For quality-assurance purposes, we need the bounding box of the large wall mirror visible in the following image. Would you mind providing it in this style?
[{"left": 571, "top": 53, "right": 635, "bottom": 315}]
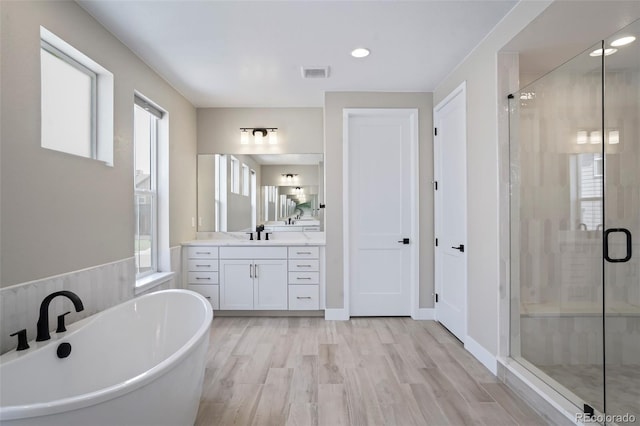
[{"left": 197, "top": 153, "right": 324, "bottom": 232}]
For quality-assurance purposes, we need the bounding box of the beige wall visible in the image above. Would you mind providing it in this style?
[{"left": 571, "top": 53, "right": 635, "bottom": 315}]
[
  {"left": 0, "top": 0, "right": 197, "bottom": 287},
  {"left": 433, "top": 1, "right": 551, "bottom": 354},
  {"left": 324, "top": 92, "right": 434, "bottom": 309},
  {"left": 198, "top": 107, "right": 323, "bottom": 154}
]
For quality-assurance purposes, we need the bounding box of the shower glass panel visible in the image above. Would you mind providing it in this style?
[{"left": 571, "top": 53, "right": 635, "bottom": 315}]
[
  {"left": 604, "top": 20, "right": 640, "bottom": 422},
  {"left": 510, "top": 19, "right": 640, "bottom": 422},
  {"left": 509, "top": 42, "right": 605, "bottom": 414}
]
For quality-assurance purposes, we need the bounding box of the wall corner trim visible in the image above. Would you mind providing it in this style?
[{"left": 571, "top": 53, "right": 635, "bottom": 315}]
[
  {"left": 324, "top": 309, "right": 349, "bottom": 321},
  {"left": 412, "top": 308, "right": 436, "bottom": 320},
  {"left": 464, "top": 335, "right": 498, "bottom": 375}
]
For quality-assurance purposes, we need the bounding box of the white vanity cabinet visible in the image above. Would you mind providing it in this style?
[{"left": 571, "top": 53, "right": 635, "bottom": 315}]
[
  {"left": 288, "top": 246, "right": 320, "bottom": 310},
  {"left": 219, "top": 247, "right": 288, "bottom": 310},
  {"left": 184, "top": 246, "right": 220, "bottom": 309}
]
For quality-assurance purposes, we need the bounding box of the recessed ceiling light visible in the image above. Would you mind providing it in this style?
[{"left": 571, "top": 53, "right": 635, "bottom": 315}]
[
  {"left": 589, "top": 48, "right": 617, "bottom": 57},
  {"left": 351, "top": 48, "right": 370, "bottom": 58},
  {"left": 611, "top": 36, "right": 636, "bottom": 47}
]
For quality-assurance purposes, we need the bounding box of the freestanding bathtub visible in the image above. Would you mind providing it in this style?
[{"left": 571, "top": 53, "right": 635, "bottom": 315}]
[{"left": 0, "top": 289, "right": 213, "bottom": 426}]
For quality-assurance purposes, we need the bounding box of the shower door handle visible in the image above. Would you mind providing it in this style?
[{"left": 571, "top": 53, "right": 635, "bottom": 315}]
[{"left": 604, "top": 228, "right": 632, "bottom": 263}]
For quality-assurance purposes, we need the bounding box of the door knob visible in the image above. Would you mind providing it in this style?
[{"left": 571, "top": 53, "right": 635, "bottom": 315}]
[
  {"left": 397, "top": 238, "right": 410, "bottom": 245},
  {"left": 451, "top": 244, "right": 465, "bottom": 252}
]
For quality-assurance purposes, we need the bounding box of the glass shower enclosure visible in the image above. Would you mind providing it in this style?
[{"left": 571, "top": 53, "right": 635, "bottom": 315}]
[{"left": 509, "top": 20, "right": 639, "bottom": 423}]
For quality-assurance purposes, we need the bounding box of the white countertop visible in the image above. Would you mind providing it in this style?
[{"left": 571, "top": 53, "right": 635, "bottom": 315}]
[{"left": 183, "top": 231, "right": 325, "bottom": 246}]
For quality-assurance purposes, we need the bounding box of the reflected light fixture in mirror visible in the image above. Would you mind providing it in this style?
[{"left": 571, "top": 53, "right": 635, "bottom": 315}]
[
  {"left": 575, "top": 129, "right": 620, "bottom": 145},
  {"left": 610, "top": 36, "right": 635, "bottom": 47},
  {"left": 281, "top": 173, "right": 298, "bottom": 183},
  {"left": 239, "top": 128, "right": 278, "bottom": 145},
  {"left": 577, "top": 130, "right": 588, "bottom": 145}
]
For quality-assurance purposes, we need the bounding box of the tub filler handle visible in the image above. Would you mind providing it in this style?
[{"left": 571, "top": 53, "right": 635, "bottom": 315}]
[
  {"left": 10, "top": 329, "right": 30, "bottom": 351},
  {"left": 56, "top": 311, "right": 72, "bottom": 333}
]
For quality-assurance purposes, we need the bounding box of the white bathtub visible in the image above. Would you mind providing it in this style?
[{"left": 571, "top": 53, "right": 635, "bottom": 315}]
[{"left": 0, "top": 289, "right": 213, "bottom": 426}]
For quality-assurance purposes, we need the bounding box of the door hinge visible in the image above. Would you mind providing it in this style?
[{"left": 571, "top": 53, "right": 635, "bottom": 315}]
[
  {"left": 435, "top": 238, "right": 438, "bottom": 247},
  {"left": 583, "top": 404, "right": 594, "bottom": 419},
  {"left": 435, "top": 293, "right": 439, "bottom": 303},
  {"left": 434, "top": 181, "right": 438, "bottom": 191},
  {"left": 434, "top": 127, "right": 438, "bottom": 136}
]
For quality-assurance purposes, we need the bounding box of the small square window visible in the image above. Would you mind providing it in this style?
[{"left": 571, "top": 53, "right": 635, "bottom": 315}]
[{"left": 40, "top": 27, "right": 114, "bottom": 165}]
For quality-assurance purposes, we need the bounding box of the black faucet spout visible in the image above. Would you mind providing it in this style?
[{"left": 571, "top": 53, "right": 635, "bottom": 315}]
[{"left": 36, "top": 291, "right": 84, "bottom": 342}]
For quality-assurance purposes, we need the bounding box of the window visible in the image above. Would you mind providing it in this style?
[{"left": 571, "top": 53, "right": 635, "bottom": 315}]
[
  {"left": 242, "top": 164, "right": 250, "bottom": 196},
  {"left": 40, "top": 27, "right": 114, "bottom": 165},
  {"left": 230, "top": 156, "right": 240, "bottom": 194},
  {"left": 134, "top": 97, "right": 163, "bottom": 278}
]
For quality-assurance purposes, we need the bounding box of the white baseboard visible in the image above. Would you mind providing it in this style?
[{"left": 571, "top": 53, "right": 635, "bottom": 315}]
[
  {"left": 464, "top": 335, "right": 498, "bottom": 375},
  {"left": 412, "top": 308, "right": 435, "bottom": 320},
  {"left": 324, "top": 308, "right": 350, "bottom": 320}
]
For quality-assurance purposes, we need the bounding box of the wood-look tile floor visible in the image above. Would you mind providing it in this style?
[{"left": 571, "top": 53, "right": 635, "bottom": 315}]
[{"left": 195, "top": 317, "right": 547, "bottom": 426}]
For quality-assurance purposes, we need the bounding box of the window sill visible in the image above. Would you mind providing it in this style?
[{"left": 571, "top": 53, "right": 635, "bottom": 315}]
[{"left": 135, "top": 271, "right": 175, "bottom": 296}]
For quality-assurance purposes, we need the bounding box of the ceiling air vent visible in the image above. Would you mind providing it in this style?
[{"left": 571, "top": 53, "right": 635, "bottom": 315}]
[{"left": 301, "top": 66, "right": 330, "bottom": 79}]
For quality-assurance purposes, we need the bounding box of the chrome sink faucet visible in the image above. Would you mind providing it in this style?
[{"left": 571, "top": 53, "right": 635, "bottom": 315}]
[{"left": 36, "top": 291, "right": 84, "bottom": 341}]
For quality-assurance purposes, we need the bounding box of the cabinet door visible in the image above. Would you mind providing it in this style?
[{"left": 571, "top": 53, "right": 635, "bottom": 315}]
[
  {"left": 253, "top": 259, "right": 288, "bottom": 310},
  {"left": 220, "top": 260, "right": 254, "bottom": 310}
]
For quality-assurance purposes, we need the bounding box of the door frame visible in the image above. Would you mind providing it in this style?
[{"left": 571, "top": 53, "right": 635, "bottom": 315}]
[
  {"left": 433, "top": 81, "right": 468, "bottom": 341},
  {"left": 342, "top": 108, "right": 420, "bottom": 319}
]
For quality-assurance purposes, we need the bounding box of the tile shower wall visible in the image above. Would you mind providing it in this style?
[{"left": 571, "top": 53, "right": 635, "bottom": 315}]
[
  {"left": 514, "top": 67, "right": 640, "bottom": 366},
  {"left": 0, "top": 246, "right": 182, "bottom": 355}
]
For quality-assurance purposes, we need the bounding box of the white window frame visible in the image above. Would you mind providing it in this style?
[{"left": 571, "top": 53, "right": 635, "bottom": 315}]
[
  {"left": 215, "top": 154, "right": 227, "bottom": 232},
  {"left": 133, "top": 94, "right": 173, "bottom": 293},
  {"left": 41, "top": 40, "right": 97, "bottom": 157},
  {"left": 134, "top": 102, "right": 158, "bottom": 280},
  {"left": 230, "top": 156, "right": 240, "bottom": 194},
  {"left": 40, "top": 26, "right": 114, "bottom": 166},
  {"left": 242, "top": 163, "right": 250, "bottom": 196}
]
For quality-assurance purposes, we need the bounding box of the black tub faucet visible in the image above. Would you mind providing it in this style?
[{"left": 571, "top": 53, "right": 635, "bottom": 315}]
[{"left": 36, "top": 291, "right": 84, "bottom": 342}]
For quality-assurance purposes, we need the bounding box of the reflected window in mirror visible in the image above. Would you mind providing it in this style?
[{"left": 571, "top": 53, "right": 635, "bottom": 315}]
[
  {"left": 242, "top": 164, "right": 250, "bottom": 196},
  {"left": 197, "top": 153, "right": 324, "bottom": 232},
  {"left": 571, "top": 153, "right": 603, "bottom": 231},
  {"left": 230, "top": 156, "right": 240, "bottom": 194}
]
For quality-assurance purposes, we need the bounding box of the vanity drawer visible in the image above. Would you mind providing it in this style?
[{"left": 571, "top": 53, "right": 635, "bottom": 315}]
[
  {"left": 187, "top": 271, "right": 219, "bottom": 284},
  {"left": 187, "top": 259, "right": 218, "bottom": 272},
  {"left": 188, "top": 284, "right": 219, "bottom": 309},
  {"left": 220, "top": 246, "right": 287, "bottom": 259},
  {"left": 186, "top": 246, "right": 219, "bottom": 259},
  {"left": 288, "top": 259, "right": 319, "bottom": 272},
  {"left": 288, "top": 247, "right": 319, "bottom": 259},
  {"left": 288, "top": 272, "right": 319, "bottom": 285},
  {"left": 288, "top": 285, "right": 319, "bottom": 310}
]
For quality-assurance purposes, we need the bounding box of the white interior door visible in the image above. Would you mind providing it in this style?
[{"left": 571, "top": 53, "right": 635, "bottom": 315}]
[
  {"left": 346, "top": 109, "right": 417, "bottom": 316},
  {"left": 434, "top": 82, "right": 468, "bottom": 341}
]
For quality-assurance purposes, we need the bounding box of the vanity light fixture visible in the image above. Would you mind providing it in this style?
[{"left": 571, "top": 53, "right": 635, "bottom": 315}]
[
  {"left": 590, "top": 130, "right": 602, "bottom": 145},
  {"left": 281, "top": 173, "right": 298, "bottom": 183},
  {"left": 608, "top": 130, "right": 620, "bottom": 145},
  {"left": 239, "top": 128, "right": 278, "bottom": 145}
]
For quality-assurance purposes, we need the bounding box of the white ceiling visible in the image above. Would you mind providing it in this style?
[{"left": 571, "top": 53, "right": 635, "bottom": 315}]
[
  {"left": 77, "top": 0, "right": 517, "bottom": 107},
  {"left": 502, "top": 0, "right": 640, "bottom": 87}
]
